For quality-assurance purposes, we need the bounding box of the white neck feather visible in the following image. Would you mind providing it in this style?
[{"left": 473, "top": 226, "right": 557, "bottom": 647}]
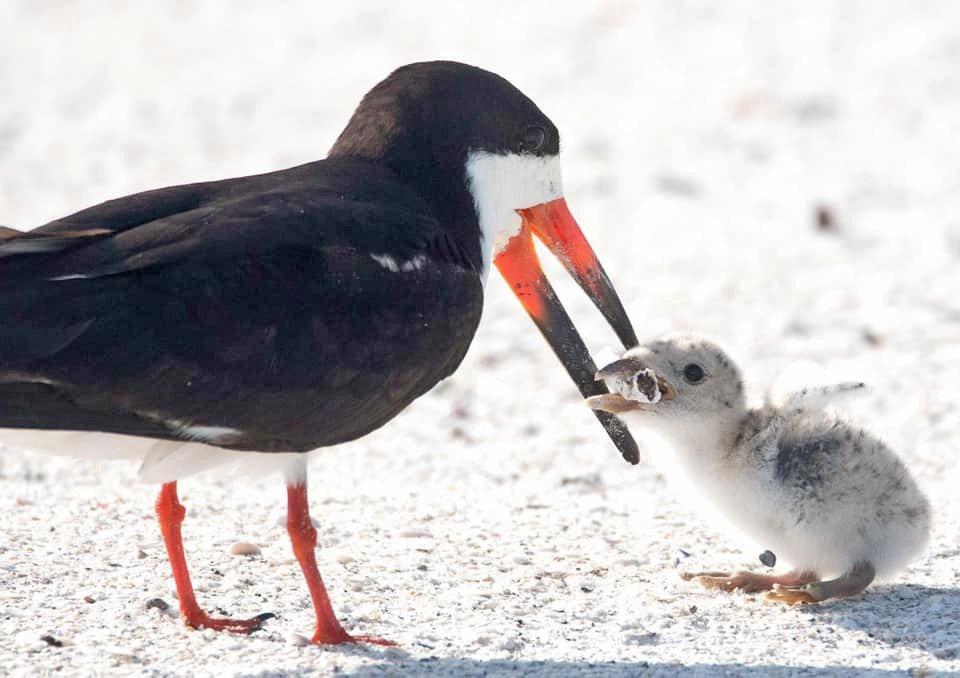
[{"left": 464, "top": 150, "right": 564, "bottom": 281}]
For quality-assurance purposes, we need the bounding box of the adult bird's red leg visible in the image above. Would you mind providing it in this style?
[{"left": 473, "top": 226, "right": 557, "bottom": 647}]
[
  {"left": 286, "top": 481, "right": 396, "bottom": 646},
  {"left": 155, "top": 482, "right": 273, "bottom": 633}
]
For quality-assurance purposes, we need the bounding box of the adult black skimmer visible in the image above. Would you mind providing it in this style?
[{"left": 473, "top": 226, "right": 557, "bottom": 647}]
[{"left": 1, "top": 61, "right": 638, "bottom": 645}]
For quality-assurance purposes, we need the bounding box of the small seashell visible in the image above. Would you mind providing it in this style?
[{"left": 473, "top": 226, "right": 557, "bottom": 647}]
[
  {"left": 230, "top": 542, "right": 261, "bottom": 556},
  {"left": 633, "top": 369, "right": 661, "bottom": 402}
]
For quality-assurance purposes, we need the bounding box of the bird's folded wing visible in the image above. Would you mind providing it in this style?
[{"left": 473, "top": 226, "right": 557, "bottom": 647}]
[{"left": 0, "top": 166, "right": 481, "bottom": 450}]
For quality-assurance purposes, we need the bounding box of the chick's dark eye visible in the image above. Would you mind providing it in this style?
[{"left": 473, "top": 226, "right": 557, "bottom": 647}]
[
  {"left": 519, "top": 125, "right": 546, "bottom": 153},
  {"left": 683, "top": 363, "right": 705, "bottom": 384}
]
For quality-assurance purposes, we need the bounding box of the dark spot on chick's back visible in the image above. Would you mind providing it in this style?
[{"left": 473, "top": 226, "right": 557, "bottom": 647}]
[
  {"left": 903, "top": 503, "right": 927, "bottom": 523},
  {"left": 775, "top": 433, "right": 842, "bottom": 492}
]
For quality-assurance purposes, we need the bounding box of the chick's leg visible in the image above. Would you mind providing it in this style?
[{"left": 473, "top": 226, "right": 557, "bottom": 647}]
[
  {"left": 681, "top": 569, "right": 818, "bottom": 594},
  {"left": 766, "top": 561, "right": 875, "bottom": 605}
]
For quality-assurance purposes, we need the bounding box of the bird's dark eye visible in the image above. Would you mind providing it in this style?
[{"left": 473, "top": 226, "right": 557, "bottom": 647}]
[
  {"left": 683, "top": 363, "right": 705, "bottom": 384},
  {"left": 519, "top": 125, "right": 546, "bottom": 153}
]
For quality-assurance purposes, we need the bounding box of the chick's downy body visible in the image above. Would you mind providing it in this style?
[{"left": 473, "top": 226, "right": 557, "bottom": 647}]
[
  {"left": 589, "top": 334, "right": 930, "bottom": 604},
  {"left": 728, "top": 403, "right": 929, "bottom": 581}
]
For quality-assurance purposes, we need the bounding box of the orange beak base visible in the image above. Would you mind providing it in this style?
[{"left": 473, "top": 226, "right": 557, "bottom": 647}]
[{"left": 494, "top": 197, "right": 639, "bottom": 464}]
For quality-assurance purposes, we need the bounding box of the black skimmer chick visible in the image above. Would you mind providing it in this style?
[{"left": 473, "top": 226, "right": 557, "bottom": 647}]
[
  {"left": 588, "top": 334, "right": 930, "bottom": 604},
  {"left": 0, "top": 61, "right": 639, "bottom": 644}
]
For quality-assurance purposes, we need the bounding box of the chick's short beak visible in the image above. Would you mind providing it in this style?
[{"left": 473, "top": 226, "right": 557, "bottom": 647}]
[{"left": 585, "top": 393, "right": 643, "bottom": 414}]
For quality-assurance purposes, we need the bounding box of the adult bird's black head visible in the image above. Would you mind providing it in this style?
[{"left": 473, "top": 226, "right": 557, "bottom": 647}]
[{"left": 331, "top": 61, "right": 640, "bottom": 463}]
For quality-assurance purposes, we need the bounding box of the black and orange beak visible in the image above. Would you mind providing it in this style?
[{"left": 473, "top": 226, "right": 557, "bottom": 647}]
[{"left": 495, "top": 197, "right": 640, "bottom": 464}]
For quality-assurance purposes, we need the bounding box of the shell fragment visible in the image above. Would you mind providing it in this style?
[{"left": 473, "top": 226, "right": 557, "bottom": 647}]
[{"left": 603, "top": 367, "right": 662, "bottom": 404}]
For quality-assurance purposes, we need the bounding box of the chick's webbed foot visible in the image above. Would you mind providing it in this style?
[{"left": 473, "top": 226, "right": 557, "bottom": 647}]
[
  {"left": 765, "top": 585, "right": 819, "bottom": 605},
  {"left": 765, "top": 561, "right": 875, "bottom": 605},
  {"left": 681, "top": 569, "right": 818, "bottom": 594}
]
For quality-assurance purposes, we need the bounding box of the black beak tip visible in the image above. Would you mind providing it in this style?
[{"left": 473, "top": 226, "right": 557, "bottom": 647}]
[
  {"left": 501, "top": 253, "right": 640, "bottom": 466},
  {"left": 594, "top": 410, "right": 640, "bottom": 465}
]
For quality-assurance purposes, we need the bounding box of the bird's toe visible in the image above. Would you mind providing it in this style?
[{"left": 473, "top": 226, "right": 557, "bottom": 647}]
[
  {"left": 680, "top": 570, "right": 730, "bottom": 582},
  {"left": 765, "top": 585, "right": 819, "bottom": 605},
  {"left": 187, "top": 611, "right": 275, "bottom": 634}
]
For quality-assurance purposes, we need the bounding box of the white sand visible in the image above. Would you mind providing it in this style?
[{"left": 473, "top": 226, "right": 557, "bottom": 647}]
[{"left": 1, "top": 2, "right": 959, "bottom": 676}]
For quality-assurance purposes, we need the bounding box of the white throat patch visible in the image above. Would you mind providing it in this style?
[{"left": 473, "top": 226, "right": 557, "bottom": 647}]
[{"left": 464, "top": 150, "right": 564, "bottom": 281}]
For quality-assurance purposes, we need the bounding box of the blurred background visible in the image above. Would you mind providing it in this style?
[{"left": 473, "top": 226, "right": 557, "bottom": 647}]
[{"left": 1, "top": 2, "right": 959, "bottom": 675}]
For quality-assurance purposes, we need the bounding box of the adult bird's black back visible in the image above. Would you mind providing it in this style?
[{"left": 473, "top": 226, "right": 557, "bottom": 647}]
[{"left": 0, "top": 60, "right": 638, "bottom": 645}]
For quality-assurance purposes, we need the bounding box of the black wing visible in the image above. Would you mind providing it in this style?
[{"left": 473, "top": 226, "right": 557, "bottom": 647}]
[{"left": 0, "top": 159, "right": 483, "bottom": 451}]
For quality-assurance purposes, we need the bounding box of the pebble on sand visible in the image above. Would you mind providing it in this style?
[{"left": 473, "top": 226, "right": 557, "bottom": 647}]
[{"left": 145, "top": 598, "right": 170, "bottom": 611}]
